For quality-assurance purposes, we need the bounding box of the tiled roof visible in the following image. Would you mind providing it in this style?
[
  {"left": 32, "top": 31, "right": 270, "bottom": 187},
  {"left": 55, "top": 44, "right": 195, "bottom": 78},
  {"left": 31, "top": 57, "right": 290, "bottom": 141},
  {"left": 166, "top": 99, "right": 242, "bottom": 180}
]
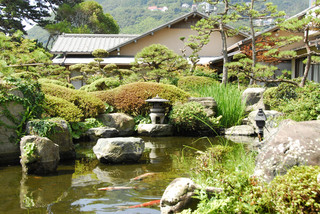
[{"left": 50, "top": 34, "right": 139, "bottom": 54}]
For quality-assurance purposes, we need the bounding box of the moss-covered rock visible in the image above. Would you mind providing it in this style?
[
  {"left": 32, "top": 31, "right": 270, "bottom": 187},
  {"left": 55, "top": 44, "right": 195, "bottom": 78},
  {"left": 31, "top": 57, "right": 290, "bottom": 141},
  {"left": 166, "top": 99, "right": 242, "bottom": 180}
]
[{"left": 92, "top": 82, "right": 190, "bottom": 116}]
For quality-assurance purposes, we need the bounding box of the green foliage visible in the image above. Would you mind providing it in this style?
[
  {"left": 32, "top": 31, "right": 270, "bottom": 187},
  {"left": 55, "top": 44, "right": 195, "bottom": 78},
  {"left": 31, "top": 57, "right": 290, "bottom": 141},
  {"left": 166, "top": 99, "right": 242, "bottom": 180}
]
[
  {"left": 134, "top": 115, "right": 152, "bottom": 131},
  {"left": 177, "top": 76, "right": 217, "bottom": 91},
  {"left": 22, "top": 142, "right": 39, "bottom": 164},
  {"left": 92, "top": 82, "right": 190, "bottom": 116},
  {"left": 27, "top": 119, "right": 58, "bottom": 137},
  {"left": 79, "top": 77, "right": 120, "bottom": 92},
  {"left": 267, "top": 165, "right": 320, "bottom": 213},
  {"left": 264, "top": 82, "right": 320, "bottom": 121},
  {"left": 41, "top": 83, "right": 105, "bottom": 119},
  {"left": 70, "top": 118, "right": 104, "bottom": 139},
  {"left": 38, "top": 78, "right": 75, "bottom": 89},
  {"left": 132, "top": 44, "right": 189, "bottom": 83},
  {"left": 43, "top": 95, "right": 84, "bottom": 122},
  {"left": 191, "top": 83, "right": 246, "bottom": 128},
  {"left": 169, "top": 101, "right": 221, "bottom": 135}
]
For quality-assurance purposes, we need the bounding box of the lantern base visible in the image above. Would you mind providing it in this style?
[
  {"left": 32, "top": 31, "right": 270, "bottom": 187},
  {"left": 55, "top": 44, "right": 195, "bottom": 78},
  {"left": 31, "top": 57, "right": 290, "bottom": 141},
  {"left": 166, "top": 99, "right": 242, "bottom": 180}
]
[{"left": 150, "top": 113, "right": 165, "bottom": 124}]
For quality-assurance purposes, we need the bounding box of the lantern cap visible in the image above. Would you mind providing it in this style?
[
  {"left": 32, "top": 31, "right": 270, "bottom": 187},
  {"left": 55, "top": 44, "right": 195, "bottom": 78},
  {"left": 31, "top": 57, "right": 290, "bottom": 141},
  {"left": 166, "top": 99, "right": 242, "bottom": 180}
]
[
  {"left": 255, "top": 108, "right": 267, "bottom": 121},
  {"left": 146, "top": 95, "right": 169, "bottom": 103}
]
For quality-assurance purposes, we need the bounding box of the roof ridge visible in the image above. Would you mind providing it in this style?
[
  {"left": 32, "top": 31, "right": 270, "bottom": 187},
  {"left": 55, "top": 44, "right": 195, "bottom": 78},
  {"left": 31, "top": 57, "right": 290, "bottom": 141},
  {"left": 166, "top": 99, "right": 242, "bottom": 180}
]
[{"left": 61, "top": 33, "right": 140, "bottom": 37}]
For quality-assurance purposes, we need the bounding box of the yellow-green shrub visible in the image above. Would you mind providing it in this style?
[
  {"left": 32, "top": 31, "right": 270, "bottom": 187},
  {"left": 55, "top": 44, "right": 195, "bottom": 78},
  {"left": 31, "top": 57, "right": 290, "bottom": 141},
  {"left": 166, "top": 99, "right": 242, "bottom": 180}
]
[
  {"left": 38, "top": 78, "right": 75, "bottom": 89},
  {"left": 43, "top": 95, "right": 83, "bottom": 122},
  {"left": 79, "top": 77, "right": 120, "bottom": 92},
  {"left": 92, "top": 82, "right": 190, "bottom": 116},
  {"left": 41, "top": 83, "right": 105, "bottom": 118},
  {"left": 177, "top": 76, "right": 217, "bottom": 91}
]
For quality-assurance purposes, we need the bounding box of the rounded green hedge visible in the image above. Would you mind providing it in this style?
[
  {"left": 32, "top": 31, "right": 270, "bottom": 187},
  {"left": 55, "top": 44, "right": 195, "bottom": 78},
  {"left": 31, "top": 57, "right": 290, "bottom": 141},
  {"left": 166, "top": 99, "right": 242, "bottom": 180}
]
[
  {"left": 92, "top": 82, "right": 190, "bottom": 116},
  {"left": 41, "top": 83, "right": 105, "bottom": 119}
]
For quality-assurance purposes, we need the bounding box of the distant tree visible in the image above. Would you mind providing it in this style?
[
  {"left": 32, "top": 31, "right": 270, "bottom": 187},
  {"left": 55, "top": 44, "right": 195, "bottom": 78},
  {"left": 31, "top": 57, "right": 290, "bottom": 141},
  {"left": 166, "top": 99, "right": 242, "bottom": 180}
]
[
  {"left": 132, "top": 44, "right": 189, "bottom": 83},
  {"left": 44, "top": 1, "right": 119, "bottom": 48},
  {"left": 0, "top": 0, "right": 76, "bottom": 35},
  {"left": 103, "top": 64, "right": 133, "bottom": 82}
]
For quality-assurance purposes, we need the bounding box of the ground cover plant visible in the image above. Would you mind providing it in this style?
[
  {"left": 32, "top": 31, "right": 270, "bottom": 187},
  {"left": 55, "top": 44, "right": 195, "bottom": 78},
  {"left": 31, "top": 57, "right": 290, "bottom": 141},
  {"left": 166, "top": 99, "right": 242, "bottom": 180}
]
[{"left": 190, "top": 83, "right": 246, "bottom": 128}]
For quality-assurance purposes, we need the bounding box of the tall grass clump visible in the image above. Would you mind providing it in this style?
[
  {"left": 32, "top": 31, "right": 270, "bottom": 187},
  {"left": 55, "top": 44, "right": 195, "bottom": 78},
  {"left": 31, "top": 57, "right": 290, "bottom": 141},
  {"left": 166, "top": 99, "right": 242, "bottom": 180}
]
[{"left": 192, "top": 83, "right": 246, "bottom": 128}]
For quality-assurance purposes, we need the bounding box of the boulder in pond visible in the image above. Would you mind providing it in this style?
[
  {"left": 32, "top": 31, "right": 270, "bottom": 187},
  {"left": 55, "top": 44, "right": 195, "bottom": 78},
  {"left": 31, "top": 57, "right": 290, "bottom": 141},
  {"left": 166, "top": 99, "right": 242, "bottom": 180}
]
[
  {"left": 253, "top": 120, "right": 320, "bottom": 182},
  {"left": 97, "top": 113, "right": 135, "bottom": 136},
  {"left": 26, "top": 119, "right": 75, "bottom": 160},
  {"left": 20, "top": 135, "right": 60, "bottom": 175},
  {"left": 85, "top": 127, "right": 119, "bottom": 141},
  {"left": 160, "top": 178, "right": 199, "bottom": 214},
  {"left": 93, "top": 137, "right": 144, "bottom": 164},
  {"left": 224, "top": 125, "right": 255, "bottom": 136},
  {"left": 137, "top": 124, "right": 173, "bottom": 137}
]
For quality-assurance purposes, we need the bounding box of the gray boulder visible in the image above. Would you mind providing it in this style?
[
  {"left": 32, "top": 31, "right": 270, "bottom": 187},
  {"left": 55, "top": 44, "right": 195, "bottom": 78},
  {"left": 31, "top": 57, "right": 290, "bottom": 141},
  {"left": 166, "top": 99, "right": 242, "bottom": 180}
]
[
  {"left": 97, "top": 113, "right": 135, "bottom": 136},
  {"left": 225, "top": 125, "right": 255, "bottom": 136},
  {"left": 27, "top": 119, "right": 75, "bottom": 160},
  {"left": 242, "top": 88, "right": 265, "bottom": 112},
  {"left": 85, "top": 127, "right": 119, "bottom": 141},
  {"left": 188, "top": 97, "right": 217, "bottom": 117},
  {"left": 253, "top": 120, "right": 320, "bottom": 182},
  {"left": 20, "top": 135, "right": 60, "bottom": 175},
  {"left": 93, "top": 137, "right": 145, "bottom": 164},
  {"left": 137, "top": 124, "right": 173, "bottom": 137},
  {"left": 160, "top": 178, "right": 198, "bottom": 214}
]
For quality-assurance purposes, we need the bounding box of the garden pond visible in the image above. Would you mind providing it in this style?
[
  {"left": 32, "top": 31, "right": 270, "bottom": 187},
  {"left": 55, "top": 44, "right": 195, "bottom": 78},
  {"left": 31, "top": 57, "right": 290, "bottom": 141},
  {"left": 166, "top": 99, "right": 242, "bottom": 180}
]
[{"left": 0, "top": 136, "right": 234, "bottom": 214}]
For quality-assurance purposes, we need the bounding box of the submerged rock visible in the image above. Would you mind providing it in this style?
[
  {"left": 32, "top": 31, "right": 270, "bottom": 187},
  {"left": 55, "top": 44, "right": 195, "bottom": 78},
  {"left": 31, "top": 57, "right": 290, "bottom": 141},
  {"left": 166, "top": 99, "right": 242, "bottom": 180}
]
[
  {"left": 253, "top": 120, "right": 320, "bottom": 182},
  {"left": 93, "top": 137, "right": 145, "bottom": 164},
  {"left": 20, "top": 135, "right": 60, "bottom": 175}
]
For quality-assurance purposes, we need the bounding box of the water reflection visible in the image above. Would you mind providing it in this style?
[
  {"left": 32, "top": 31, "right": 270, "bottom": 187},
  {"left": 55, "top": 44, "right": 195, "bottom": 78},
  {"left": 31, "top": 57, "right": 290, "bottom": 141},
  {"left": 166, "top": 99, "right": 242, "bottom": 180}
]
[{"left": 1, "top": 136, "right": 224, "bottom": 213}]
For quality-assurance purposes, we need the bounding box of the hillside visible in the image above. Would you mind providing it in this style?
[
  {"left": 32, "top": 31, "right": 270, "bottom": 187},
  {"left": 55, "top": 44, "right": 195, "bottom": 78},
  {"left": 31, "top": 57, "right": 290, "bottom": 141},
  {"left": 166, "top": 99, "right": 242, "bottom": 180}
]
[{"left": 27, "top": 0, "right": 309, "bottom": 47}]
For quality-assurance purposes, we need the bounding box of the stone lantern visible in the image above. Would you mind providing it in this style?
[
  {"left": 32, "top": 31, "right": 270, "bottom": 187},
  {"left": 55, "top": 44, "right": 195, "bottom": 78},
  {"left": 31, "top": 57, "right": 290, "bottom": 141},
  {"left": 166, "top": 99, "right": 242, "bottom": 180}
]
[
  {"left": 255, "top": 108, "right": 267, "bottom": 141},
  {"left": 146, "top": 95, "right": 169, "bottom": 124}
]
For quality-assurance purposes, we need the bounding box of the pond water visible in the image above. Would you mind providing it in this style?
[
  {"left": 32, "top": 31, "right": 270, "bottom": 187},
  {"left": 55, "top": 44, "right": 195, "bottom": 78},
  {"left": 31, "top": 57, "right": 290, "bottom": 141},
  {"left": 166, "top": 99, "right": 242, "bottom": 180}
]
[{"left": 0, "top": 136, "right": 229, "bottom": 214}]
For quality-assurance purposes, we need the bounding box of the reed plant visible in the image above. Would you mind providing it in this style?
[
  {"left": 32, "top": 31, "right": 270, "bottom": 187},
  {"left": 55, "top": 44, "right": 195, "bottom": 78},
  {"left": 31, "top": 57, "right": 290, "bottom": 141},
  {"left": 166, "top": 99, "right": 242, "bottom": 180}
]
[{"left": 191, "top": 83, "right": 246, "bottom": 128}]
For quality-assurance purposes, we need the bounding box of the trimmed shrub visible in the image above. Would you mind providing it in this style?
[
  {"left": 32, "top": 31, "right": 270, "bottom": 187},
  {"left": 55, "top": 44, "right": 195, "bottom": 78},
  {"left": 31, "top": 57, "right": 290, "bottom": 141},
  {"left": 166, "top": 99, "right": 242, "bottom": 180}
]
[
  {"left": 169, "top": 101, "right": 221, "bottom": 135},
  {"left": 43, "top": 95, "right": 83, "bottom": 122},
  {"left": 92, "top": 82, "right": 190, "bottom": 116},
  {"left": 41, "top": 83, "right": 105, "bottom": 119},
  {"left": 268, "top": 165, "right": 320, "bottom": 213},
  {"left": 177, "top": 76, "right": 217, "bottom": 91},
  {"left": 38, "top": 78, "right": 75, "bottom": 89},
  {"left": 79, "top": 77, "right": 120, "bottom": 92}
]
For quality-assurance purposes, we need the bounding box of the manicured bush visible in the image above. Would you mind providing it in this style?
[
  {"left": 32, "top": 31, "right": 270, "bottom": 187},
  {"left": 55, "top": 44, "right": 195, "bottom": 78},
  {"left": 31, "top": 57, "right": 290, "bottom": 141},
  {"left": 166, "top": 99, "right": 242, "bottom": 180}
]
[
  {"left": 177, "top": 76, "right": 217, "bottom": 91},
  {"left": 268, "top": 165, "right": 320, "bottom": 213},
  {"left": 79, "top": 77, "right": 120, "bottom": 92},
  {"left": 41, "top": 83, "right": 105, "bottom": 119},
  {"left": 38, "top": 78, "right": 75, "bottom": 89},
  {"left": 43, "top": 94, "right": 84, "bottom": 122},
  {"left": 169, "top": 101, "right": 221, "bottom": 135},
  {"left": 92, "top": 82, "right": 190, "bottom": 116},
  {"left": 264, "top": 82, "right": 320, "bottom": 121}
]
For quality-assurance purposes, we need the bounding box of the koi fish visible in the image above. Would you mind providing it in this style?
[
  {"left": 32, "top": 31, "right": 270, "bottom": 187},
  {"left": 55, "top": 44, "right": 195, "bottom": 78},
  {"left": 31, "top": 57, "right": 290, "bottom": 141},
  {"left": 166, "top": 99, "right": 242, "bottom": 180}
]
[
  {"left": 120, "top": 199, "right": 161, "bottom": 209},
  {"left": 98, "top": 186, "right": 137, "bottom": 191},
  {"left": 131, "top": 172, "right": 157, "bottom": 181}
]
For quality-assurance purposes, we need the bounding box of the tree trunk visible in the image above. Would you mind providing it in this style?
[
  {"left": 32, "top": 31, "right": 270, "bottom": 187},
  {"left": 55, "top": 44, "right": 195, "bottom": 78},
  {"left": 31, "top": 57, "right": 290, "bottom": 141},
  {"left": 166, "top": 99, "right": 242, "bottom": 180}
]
[
  {"left": 300, "top": 28, "right": 311, "bottom": 87},
  {"left": 220, "top": 20, "right": 229, "bottom": 86},
  {"left": 249, "top": 0, "right": 256, "bottom": 85}
]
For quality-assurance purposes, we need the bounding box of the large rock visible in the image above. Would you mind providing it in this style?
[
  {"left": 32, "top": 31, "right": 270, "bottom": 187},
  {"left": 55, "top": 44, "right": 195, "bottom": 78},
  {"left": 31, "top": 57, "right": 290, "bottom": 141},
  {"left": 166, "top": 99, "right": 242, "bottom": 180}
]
[
  {"left": 97, "top": 113, "right": 135, "bottom": 136},
  {"left": 253, "top": 120, "right": 320, "bottom": 182},
  {"left": 224, "top": 125, "right": 255, "bottom": 136},
  {"left": 85, "top": 127, "right": 119, "bottom": 141},
  {"left": 137, "top": 124, "right": 173, "bottom": 137},
  {"left": 93, "top": 137, "right": 145, "bottom": 164},
  {"left": 160, "top": 178, "right": 198, "bottom": 214},
  {"left": 27, "top": 119, "right": 75, "bottom": 160},
  {"left": 242, "top": 88, "right": 265, "bottom": 112},
  {"left": 20, "top": 135, "right": 60, "bottom": 175},
  {"left": 0, "top": 100, "right": 25, "bottom": 164},
  {"left": 188, "top": 97, "right": 217, "bottom": 117}
]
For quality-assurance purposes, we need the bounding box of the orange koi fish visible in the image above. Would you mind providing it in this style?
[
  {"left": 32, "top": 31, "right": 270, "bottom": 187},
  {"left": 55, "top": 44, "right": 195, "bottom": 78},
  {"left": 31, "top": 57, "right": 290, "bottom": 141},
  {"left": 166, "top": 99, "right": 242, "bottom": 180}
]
[
  {"left": 121, "top": 199, "right": 161, "bottom": 209},
  {"left": 131, "top": 172, "right": 157, "bottom": 181},
  {"left": 98, "top": 186, "right": 137, "bottom": 191}
]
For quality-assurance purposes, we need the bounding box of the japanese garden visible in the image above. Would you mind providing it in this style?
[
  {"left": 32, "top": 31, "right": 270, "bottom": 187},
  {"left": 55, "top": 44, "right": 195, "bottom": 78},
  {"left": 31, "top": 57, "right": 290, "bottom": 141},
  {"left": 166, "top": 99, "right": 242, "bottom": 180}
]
[{"left": 0, "top": 0, "right": 320, "bottom": 213}]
